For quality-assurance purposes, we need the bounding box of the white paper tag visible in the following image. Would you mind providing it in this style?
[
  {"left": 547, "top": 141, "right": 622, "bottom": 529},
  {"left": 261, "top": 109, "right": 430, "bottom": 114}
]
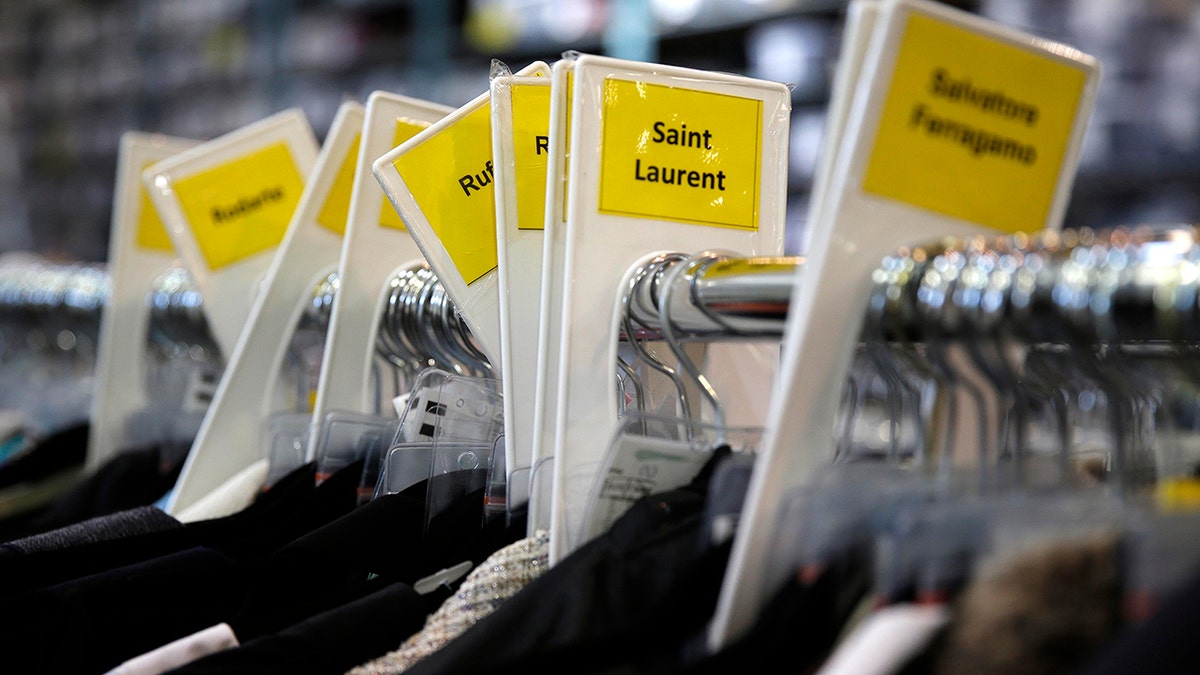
[{"left": 579, "top": 434, "right": 710, "bottom": 544}]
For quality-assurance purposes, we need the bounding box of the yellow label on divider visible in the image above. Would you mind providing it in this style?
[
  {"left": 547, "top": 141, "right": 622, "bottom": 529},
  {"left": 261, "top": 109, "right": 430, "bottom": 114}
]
[
  {"left": 512, "top": 84, "right": 552, "bottom": 231},
  {"left": 598, "top": 79, "right": 762, "bottom": 231},
  {"left": 1157, "top": 477, "right": 1200, "bottom": 513},
  {"left": 862, "top": 11, "right": 1088, "bottom": 234},
  {"left": 392, "top": 104, "right": 497, "bottom": 285},
  {"left": 136, "top": 160, "right": 175, "bottom": 252},
  {"left": 316, "top": 133, "right": 361, "bottom": 236},
  {"left": 379, "top": 118, "right": 435, "bottom": 231},
  {"left": 172, "top": 142, "right": 306, "bottom": 270}
]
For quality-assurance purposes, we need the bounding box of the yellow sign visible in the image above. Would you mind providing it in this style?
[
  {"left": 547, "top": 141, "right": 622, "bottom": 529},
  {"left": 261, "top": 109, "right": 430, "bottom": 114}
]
[
  {"left": 379, "top": 118, "right": 434, "bottom": 231},
  {"left": 1157, "top": 477, "right": 1200, "bottom": 513},
  {"left": 511, "top": 84, "right": 551, "bottom": 230},
  {"left": 172, "top": 141, "right": 306, "bottom": 270},
  {"left": 316, "top": 133, "right": 361, "bottom": 236},
  {"left": 392, "top": 104, "right": 498, "bottom": 285},
  {"left": 598, "top": 79, "right": 762, "bottom": 231},
  {"left": 136, "top": 160, "right": 175, "bottom": 252},
  {"left": 862, "top": 11, "right": 1088, "bottom": 234}
]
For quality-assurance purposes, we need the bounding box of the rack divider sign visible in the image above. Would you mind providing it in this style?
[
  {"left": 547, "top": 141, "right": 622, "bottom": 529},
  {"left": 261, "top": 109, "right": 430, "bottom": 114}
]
[
  {"left": 167, "top": 103, "right": 365, "bottom": 517},
  {"left": 373, "top": 60, "right": 550, "bottom": 373},
  {"left": 861, "top": 11, "right": 1088, "bottom": 233},
  {"left": 710, "top": 0, "right": 1100, "bottom": 653},
  {"left": 135, "top": 159, "right": 179, "bottom": 252},
  {"left": 172, "top": 141, "right": 307, "bottom": 271},
  {"left": 510, "top": 82, "right": 552, "bottom": 231},
  {"left": 545, "top": 54, "right": 790, "bottom": 566},
  {"left": 379, "top": 119, "right": 432, "bottom": 231},
  {"left": 315, "top": 132, "right": 361, "bottom": 236},
  {"left": 391, "top": 103, "right": 499, "bottom": 285},
  {"left": 142, "top": 109, "right": 319, "bottom": 358},
  {"left": 306, "top": 92, "right": 451, "bottom": 438},
  {"left": 598, "top": 80, "right": 762, "bottom": 231}
]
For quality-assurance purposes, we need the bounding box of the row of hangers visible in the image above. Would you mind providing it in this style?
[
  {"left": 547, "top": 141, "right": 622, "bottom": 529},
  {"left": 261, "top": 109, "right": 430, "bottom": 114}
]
[
  {"left": 8, "top": 221, "right": 1200, "bottom": 530},
  {"left": 0, "top": 255, "right": 108, "bottom": 439},
  {"left": 7, "top": 215, "right": 1200, "bottom": 663}
]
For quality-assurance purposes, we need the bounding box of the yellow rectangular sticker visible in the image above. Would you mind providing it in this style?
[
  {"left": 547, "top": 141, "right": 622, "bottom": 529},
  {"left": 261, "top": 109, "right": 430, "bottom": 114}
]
[
  {"left": 316, "top": 133, "right": 361, "bottom": 236},
  {"left": 379, "top": 118, "right": 434, "bottom": 231},
  {"left": 511, "top": 84, "right": 551, "bottom": 231},
  {"left": 171, "top": 141, "right": 306, "bottom": 270},
  {"left": 598, "top": 79, "right": 762, "bottom": 231},
  {"left": 861, "top": 11, "right": 1088, "bottom": 234},
  {"left": 392, "top": 104, "right": 498, "bottom": 285},
  {"left": 136, "top": 160, "right": 175, "bottom": 252}
]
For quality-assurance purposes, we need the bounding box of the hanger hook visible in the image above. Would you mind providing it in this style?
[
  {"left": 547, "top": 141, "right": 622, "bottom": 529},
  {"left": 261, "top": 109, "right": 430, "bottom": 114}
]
[{"left": 657, "top": 250, "right": 738, "bottom": 436}]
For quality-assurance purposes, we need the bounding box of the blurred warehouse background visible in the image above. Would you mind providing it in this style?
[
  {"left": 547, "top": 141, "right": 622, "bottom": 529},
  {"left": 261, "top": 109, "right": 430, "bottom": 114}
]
[{"left": 0, "top": 0, "right": 1197, "bottom": 260}]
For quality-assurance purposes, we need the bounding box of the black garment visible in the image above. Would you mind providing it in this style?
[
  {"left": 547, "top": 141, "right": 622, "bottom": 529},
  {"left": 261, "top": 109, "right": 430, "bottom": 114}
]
[
  {"left": 0, "top": 421, "right": 88, "bottom": 491},
  {"left": 1072, "top": 564, "right": 1200, "bottom": 675},
  {"left": 19, "top": 442, "right": 185, "bottom": 536},
  {"left": 2, "top": 546, "right": 246, "bottom": 674},
  {"left": 164, "top": 580, "right": 450, "bottom": 675},
  {"left": 0, "top": 459, "right": 333, "bottom": 598},
  {"left": 0, "top": 422, "right": 90, "bottom": 539},
  {"left": 0, "top": 460, "right": 361, "bottom": 675},
  {"left": 0, "top": 504, "right": 181, "bottom": 557},
  {"left": 224, "top": 468, "right": 524, "bottom": 643},
  {"left": 400, "top": 447, "right": 734, "bottom": 675},
  {"left": 666, "top": 552, "right": 872, "bottom": 675},
  {"left": 0, "top": 467, "right": 521, "bottom": 674}
]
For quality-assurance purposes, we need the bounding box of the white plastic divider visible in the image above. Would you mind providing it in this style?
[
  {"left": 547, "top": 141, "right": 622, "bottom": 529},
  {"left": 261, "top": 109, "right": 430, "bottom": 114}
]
[
  {"left": 546, "top": 54, "right": 793, "bottom": 564},
  {"left": 372, "top": 60, "right": 551, "bottom": 376},
  {"left": 165, "top": 102, "right": 365, "bottom": 515},
  {"left": 308, "top": 92, "right": 452, "bottom": 451},
  {"left": 489, "top": 73, "right": 552, "bottom": 505},
  {"left": 142, "top": 109, "right": 320, "bottom": 359},
  {"left": 711, "top": 0, "right": 1100, "bottom": 651},
  {"left": 88, "top": 131, "right": 199, "bottom": 471},
  {"left": 525, "top": 57, "right": 578, "bottom": 537}
]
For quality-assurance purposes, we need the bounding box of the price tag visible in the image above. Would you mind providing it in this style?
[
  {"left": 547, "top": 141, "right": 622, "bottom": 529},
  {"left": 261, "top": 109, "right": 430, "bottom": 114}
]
[
  {"left": 861, "top": 12, "right": 1089, "bottom": 233},
  {"left": 599, "top": 80, "right": 762, "bottom": 231},
  {"left": 171, "top": 141, "right": 307, "bottom": 270},
  {"left": 579, "top": 435, "right": 710, "bottom": 543}
]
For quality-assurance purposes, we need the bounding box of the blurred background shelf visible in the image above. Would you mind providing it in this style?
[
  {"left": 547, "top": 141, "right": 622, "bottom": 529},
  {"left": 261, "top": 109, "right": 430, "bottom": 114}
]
[{"left": 0, "top": 0, "right": 1197, "bottom": 262}]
